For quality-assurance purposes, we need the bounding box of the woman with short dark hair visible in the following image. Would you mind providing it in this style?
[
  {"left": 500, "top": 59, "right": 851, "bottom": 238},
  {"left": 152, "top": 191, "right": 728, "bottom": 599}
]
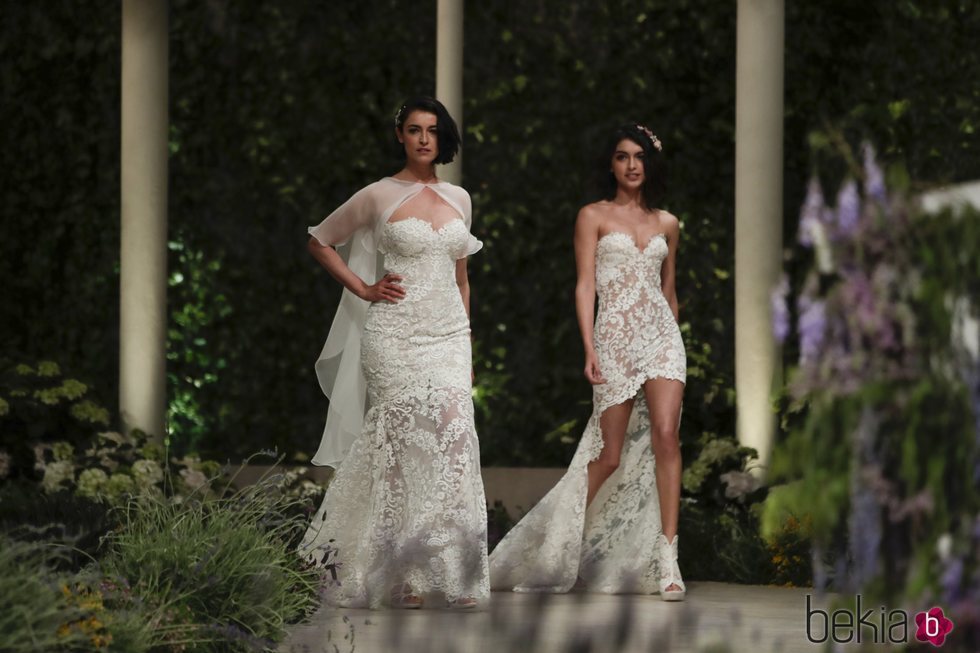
[
  {"left": 300, "top": 96, "right": 488, "bottom": 610},
  {"left": 490, "top": 123, "right": 687, "bottom": 601}
]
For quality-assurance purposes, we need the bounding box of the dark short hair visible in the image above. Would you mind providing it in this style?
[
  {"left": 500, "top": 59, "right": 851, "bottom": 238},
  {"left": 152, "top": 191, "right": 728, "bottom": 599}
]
[
  {"left": 595, "top": 123, "right": 667, "bottom": 209},
  {"left": 393, "top": 96, "right": 461, "bottom": 165}
]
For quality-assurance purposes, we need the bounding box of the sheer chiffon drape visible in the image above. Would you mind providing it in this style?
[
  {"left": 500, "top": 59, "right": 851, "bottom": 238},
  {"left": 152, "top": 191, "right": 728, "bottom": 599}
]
[{"left": 300, "top": 179, "right": 488, "bottom": 609}]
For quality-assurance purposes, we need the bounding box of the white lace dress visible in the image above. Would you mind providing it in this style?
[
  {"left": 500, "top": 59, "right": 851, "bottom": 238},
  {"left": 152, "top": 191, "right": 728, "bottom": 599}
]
[
  {"left": 300, "top": 179, "right": 489, "bottom": 609},
  {"left": 489, "top": 231, "right": 686, "bottom": 594}
]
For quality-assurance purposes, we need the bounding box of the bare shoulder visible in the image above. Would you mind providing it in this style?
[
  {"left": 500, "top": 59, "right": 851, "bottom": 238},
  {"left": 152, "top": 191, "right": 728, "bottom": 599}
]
[
  {"left": 575, "top": 203, "right": 607, "bottom": 244},
  {"left": 658, "top": 210, "right": 681, "bottom": 236},
  {"left": 577, "top": 201, "right": 610, "bottom": 225},
  {"left": 657, "top": 209, "right": 680, "bottom": 228}
]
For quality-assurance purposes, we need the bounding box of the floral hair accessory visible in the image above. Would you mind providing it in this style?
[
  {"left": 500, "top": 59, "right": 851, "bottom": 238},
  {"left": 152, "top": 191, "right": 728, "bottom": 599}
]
[
  {"left": 394, "top": 105, "right": 407, "bottom": 128},
  {"left": 636, "top": 124, "right": 662, "bottom": 152}
]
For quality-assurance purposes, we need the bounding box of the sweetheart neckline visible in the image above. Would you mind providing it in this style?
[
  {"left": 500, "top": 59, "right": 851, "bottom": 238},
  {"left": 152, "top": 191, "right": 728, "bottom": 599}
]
[
  {"left": 387, "top": 216, "right": 464, "bottom": 234},
  {"left": 598, "top": 230, "right": 667, "bottom": 253}
]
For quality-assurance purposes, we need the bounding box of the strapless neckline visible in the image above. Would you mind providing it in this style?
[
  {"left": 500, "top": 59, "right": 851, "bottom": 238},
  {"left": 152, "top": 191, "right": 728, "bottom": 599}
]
[
  {"left": 387, "top": 216, "right": 465, "bottom": 235},
  {"left": 597, "top": 231, "right": 667, "bottom": 253}
]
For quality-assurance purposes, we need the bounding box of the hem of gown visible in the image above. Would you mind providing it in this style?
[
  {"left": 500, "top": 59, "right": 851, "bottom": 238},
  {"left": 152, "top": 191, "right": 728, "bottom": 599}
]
[
  {"left": 595, "top": 371, "right": 685, "bottom": 414},
  {"left": 588, "top": 370, "right": 685, "bottom": 463},
  {"left": 489, "top": 369, "right": 679, "bottom": 594},
  {"left": 302, "top": 396, "right": 491, "bottom": 610}
]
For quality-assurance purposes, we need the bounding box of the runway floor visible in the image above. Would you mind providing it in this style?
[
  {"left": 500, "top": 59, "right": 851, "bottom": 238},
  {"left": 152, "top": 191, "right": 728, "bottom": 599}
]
[{"left": 281, "top": 582, "right": 847, "bottom": 653}]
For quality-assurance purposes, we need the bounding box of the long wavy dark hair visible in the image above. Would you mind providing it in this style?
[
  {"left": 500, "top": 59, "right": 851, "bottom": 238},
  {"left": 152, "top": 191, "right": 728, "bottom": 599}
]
[
  {"left": 594, "top": 123, "right": 667, "bottom": 209},
  {"left": 393, "top": 95, "right": 461, "bottom": 165}
]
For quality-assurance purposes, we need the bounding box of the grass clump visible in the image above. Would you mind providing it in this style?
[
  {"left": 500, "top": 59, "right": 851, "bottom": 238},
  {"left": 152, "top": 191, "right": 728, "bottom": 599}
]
[
  {"left": 98, "top": 474, "right": 322, "bottom": 652},
  {"left": 0, "top": 536, "right": 89, "bottom": 652}
]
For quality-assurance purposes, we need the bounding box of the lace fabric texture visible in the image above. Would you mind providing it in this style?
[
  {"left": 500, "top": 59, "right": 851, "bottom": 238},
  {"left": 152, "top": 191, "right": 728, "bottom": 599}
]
[
  {"left": 300, "top": 215, "right": 489, "bottom": 609},
  {"left": 489, "top": 231, "right": 686, "bottom": 594},
  {"left": 306, "top": 178, "right": 480, "bottom": 467}
]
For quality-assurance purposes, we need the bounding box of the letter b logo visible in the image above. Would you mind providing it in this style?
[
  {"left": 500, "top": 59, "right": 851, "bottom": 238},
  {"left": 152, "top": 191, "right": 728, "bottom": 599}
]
[{"left": 915, "top": 607, "right": 953, "bottom": 647}]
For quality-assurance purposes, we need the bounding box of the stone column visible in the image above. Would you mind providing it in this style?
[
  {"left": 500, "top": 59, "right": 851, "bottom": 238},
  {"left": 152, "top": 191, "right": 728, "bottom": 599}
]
[
  {"left": 120, "top": 0, "right": 168, "bottom": 440},
  {"left": 436, "top": 0, "right": 464, "bottom": 185},
  {"left": 735, "top": 0, "right": 784, "bottom": 472}
]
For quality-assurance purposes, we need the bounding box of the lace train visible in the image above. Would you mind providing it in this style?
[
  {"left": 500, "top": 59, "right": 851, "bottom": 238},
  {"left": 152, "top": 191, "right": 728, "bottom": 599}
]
[{"left": 489, "top": 389, "right": 670, "bottom": 593}]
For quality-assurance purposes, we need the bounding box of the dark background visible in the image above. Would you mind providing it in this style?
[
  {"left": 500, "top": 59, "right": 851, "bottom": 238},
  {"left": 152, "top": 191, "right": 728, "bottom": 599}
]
[{"left": 2, "top": 0, "right": 978, "bottom": 465}]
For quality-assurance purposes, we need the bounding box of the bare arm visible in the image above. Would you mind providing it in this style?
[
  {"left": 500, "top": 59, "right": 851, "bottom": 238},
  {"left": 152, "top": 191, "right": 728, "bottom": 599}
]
[
  {"left": 659, "top": 212, "right": 681, "bottom": 322},
  {"left": 574, "top": 206, "right": 606, "bottom": 384},
  {"left": 455, "top": 257, "right": 471, "bottom": 319},
  {"left": 307, "top": 237, "right": 405, "bottom": 303}
]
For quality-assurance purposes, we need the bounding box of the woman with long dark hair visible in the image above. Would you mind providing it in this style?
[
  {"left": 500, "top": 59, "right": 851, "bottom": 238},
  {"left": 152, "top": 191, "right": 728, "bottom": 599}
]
[
  {"left": 299, "top": 96, "right": 488, "bottom": 610},
  {"left": 490, "top": 123, "right": 687, "bottom": 601}
]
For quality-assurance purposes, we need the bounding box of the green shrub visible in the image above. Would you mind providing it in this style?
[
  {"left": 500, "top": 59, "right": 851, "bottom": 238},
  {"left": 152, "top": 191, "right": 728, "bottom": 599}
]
[
  {"left": 98, "top": 475, "right": 321, "bottom": 652},
  {"left": 0, "top": 482, "right": 112, "bottom": 571},
  {"left": 678, "top": 502, "right": 769, "bottom": 584},
  {"left": 0, "top": 359, "right": 111, "bottom": 483},
  {"left": 672, "top": 430, "right": 815, "bottom": 586}
]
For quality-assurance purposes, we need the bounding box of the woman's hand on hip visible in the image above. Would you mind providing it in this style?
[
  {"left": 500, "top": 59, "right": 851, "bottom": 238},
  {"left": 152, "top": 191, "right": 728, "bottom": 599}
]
[{"left": 359, "top": 273, "right": 406, "bottom": 303}]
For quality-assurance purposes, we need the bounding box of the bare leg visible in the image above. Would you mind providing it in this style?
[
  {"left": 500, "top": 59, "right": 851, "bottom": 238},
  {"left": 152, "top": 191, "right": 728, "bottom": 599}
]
[
  {"left": 585, "top": 399, "right": 634, "bottom": 506},
  {"left": 643, "top": 378, "right": 684, "bottom": 592}
]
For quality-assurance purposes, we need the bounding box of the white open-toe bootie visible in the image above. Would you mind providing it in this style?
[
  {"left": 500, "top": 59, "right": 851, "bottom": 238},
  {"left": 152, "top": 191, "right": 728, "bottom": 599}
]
[{"left": 657, "top": 533, "right": 686, "bottom": 601}]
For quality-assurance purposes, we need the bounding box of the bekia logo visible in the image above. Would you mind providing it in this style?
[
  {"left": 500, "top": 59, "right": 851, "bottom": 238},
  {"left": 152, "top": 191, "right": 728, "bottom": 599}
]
[
  {"left": 806, "top": 595, "right": 955, "bottom": 647},
  {"left": 915, "top": 607, "right": 954, "bottom": 647}
]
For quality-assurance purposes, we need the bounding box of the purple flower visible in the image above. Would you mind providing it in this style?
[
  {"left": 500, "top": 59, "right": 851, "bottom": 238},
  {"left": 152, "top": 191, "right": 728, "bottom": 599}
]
[
  {"left": 941, "top": 557, "right": 964, "bottom": 603},
  {"left": 770, "top": 276, "right": 790, "bottom": 343},
  {"left": 797, "top": 296, "right": 827, "bottom": 364},
  {"left": 798, "top": 178, "right": 825, "bottom": 247},
  {"left": 835, "top": 180, "right": 861, "bottom": 238},
  {"left": 843, "top": 271, "right": 875, "bottom": 326},
  {"left": 848, "top": 484, "right": 881, "bottom": 590},
  {"left": 862, "top": 143, "right": 887, "bottom": 203}
]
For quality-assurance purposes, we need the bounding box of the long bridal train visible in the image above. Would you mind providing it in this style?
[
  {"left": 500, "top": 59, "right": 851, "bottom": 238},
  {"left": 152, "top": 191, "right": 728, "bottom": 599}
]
[{"left": 489, "top": 395, "right": 669, "bottom": 594}]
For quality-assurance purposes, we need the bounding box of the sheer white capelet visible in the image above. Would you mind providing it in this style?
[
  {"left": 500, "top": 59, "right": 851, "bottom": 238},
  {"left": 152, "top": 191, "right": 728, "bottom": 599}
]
[{"left": 307, "top": 176, "right": 483, "bottom": 467}]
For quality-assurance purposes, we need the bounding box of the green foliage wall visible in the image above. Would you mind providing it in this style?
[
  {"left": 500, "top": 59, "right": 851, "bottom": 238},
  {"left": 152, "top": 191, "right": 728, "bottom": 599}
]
[
  {"left": 463, "top": 2, "right": 738, "bottom": 464},
  {"left": 164, "top": 1, "right": 437, "bottom": 450},
  {"left": 2, "top": 1, "right": 978, "bottom": 464},
  {"left": 0, "top": 5, "right": 121, "bottom": 417}
]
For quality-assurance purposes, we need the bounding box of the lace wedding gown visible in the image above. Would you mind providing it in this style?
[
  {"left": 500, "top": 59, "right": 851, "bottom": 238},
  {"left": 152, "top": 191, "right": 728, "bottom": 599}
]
[
  {"left": 299, "top": 179, "right": 489, "bottom": 609},
  {"left": 489, "top": 230, "right": 686, "bottom": 594}
]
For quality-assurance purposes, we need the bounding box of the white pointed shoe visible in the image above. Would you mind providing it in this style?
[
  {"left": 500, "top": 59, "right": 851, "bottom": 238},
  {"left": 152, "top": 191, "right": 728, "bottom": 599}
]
[{"left": 657, "top": 533, "right": 686, "bottom": 601}]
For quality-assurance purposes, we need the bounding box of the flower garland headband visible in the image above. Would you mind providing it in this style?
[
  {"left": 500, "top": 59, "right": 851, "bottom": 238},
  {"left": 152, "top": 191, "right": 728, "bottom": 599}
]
[{"left": 635, "top": 124, "right": 663, "bottom": 152}]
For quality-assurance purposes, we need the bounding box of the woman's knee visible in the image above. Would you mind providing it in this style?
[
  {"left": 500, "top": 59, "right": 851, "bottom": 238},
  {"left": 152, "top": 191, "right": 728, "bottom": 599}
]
[
  {"left": 651, "top": 424, "right": 680, "bottom": 454},
  {"left": 591, "top": 451, "right": 622, "bottom": 474}
]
